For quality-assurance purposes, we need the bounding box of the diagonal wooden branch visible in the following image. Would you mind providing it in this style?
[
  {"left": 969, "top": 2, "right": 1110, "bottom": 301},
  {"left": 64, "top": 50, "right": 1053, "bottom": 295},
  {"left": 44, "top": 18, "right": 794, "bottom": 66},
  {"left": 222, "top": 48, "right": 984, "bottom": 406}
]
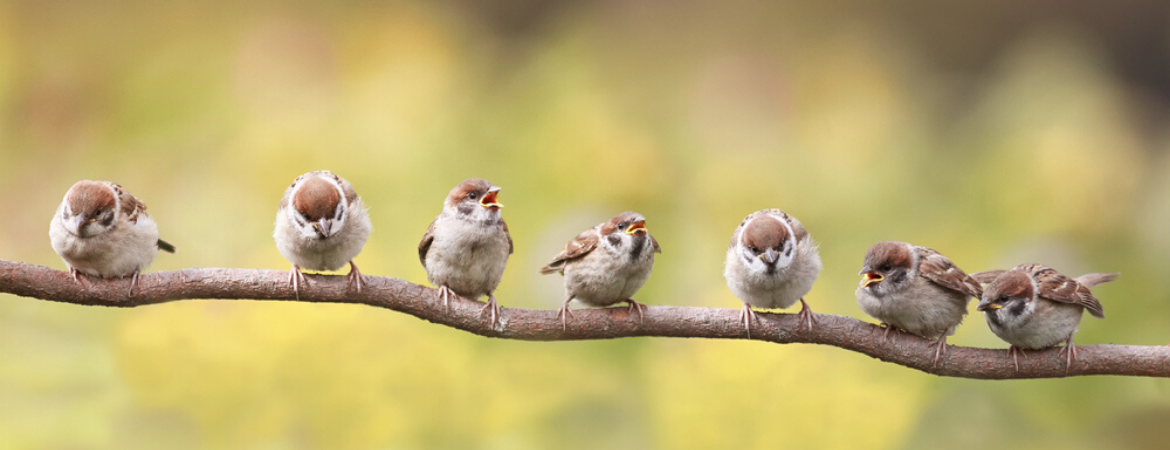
[{"left": 0, "top": 259, "right": 1165, "bottom": 379}]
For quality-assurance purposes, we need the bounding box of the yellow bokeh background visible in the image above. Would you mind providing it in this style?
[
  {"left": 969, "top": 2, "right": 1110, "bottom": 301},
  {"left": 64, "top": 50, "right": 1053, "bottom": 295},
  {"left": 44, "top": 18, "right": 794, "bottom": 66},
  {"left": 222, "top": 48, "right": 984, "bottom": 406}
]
[{"left": 1, "top": 1, "right": 1169, "bottom": 449}]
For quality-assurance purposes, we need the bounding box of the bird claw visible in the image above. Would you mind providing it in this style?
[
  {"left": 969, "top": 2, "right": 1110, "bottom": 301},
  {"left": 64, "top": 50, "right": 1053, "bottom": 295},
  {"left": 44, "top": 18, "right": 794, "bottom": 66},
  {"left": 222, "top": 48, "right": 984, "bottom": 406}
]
[
  {"left": 1008, "top": 345, "right": 1028, "bottom": 372},
  {"left": 880, "top": 323, "right": 900, "bottom": 341},
  {"left": 739, "top": 303, "right": 758, "bottom": 338},
  {"left": 288, "top": 265, "right": 308, "bottom": 300},
  {"left": 69, "top": 267, "right": 92, "bottom": 286},
  {"left": 1059, "top": 336, "right": 1078, "bottom": 373},
  {"left": 796, "top": 298, "right": 816, "bottom": 333},
  {"left": 930, "top": 336, "right": 948, "bottom": 367},
  {"left": 625, "top": 299, "right": 647, "bottom": 325},
  {"left": 481, "top": 295, "right": 502, "bottom": 327},
  {"left": 556, "top": 303, "right": 575, "bottom": 331},
  {"left": 346, "top": 261, "right": 365, "bottom": 293},
  {"left": 128, "top": 270, "right": 141, "bottom": 297},
  {"left": 437, "top": 286, "right": 456, "bottom": 311}
]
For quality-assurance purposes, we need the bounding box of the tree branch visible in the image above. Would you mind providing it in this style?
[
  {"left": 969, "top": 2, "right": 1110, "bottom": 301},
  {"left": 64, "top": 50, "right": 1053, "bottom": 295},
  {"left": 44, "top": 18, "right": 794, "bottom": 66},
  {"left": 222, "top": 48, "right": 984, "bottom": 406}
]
[{"left": 0, "top": 259, "right": 1165, "bottom": 379}]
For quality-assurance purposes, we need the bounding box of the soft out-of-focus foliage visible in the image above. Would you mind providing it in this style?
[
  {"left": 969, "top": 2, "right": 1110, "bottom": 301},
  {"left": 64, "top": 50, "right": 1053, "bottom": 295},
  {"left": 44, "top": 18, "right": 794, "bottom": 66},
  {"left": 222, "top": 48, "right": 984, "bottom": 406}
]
[{"left": 1, "top": 1, "right": 1169, "bottom": 449}]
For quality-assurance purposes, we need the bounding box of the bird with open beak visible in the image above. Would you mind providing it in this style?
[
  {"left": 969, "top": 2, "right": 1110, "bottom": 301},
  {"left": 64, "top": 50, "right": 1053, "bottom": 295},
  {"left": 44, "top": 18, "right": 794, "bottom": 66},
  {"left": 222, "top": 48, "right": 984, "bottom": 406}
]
[
  {"left": 419, "top": 178, "right": 513, "bottom": 327},
  {"left": 541, "top": 211, "right": 660, "bottom": 330},
  {"left": 855, "top": 240, "right": 983, "bottom": 365},
  {"left": 974, "top": 264, "right": 1114, "bottom": 371}
]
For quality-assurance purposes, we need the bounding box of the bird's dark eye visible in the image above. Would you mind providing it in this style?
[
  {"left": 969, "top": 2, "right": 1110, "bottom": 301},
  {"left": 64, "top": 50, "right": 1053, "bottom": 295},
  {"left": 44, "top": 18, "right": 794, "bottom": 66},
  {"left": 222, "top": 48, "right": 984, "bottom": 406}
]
[
  {"left": 880, "top": 263, "right": 892, "bottom": 271},
  {"left": 998, "top": 295, "right": 1009, "bottom": 302},
  {"left": 748, "top": 246, "right": 758, "bottom": 253},
  {"left": 618, "top": 221, "right": 628, "bottom": 229},
  {"left": 301, "top": 212, "right": 312, "bottom": 221},
  {"left": 468, "top": 192, "right": 478, "bottom": 200}
]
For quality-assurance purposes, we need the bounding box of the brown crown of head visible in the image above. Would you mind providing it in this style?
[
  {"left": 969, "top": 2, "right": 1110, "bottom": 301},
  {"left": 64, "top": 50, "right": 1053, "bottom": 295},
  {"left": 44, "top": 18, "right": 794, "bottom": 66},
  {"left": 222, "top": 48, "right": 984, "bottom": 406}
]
[
  {"left": 446, "top": 178, "right": 495, "bottom": 206},
  {"left": 293, "top": 177, "right": 342, "bottom": 220},
  {"left": 984, "top": 270, "right": 1034, "bottom": 301},
  {"left": 863, "top": 240, "right": 914, "bottom": 271},
  {"left": 66, "top": 180, "right": 117, "bottom": 217},
  {"left": 600, "top": 211, "right": 647, "bottom": 235},
  {"left": 742, "top": 215, "right": 788, "bottom": 250}
]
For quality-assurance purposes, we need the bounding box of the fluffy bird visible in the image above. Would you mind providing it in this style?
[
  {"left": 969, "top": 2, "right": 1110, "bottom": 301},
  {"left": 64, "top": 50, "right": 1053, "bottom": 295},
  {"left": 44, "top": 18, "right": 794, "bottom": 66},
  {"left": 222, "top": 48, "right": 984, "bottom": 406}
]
[
  {"left": 855, "top": 241, "right": 983, "bottom": 364},
  {"left": 419, "top": 178, "right": 512, "bottom": 326},
  {"left": 541, "top": 211, "right": 660, "bottom": 330},
  {"left": 49, "top": 180, "right": 176, "bottom": 293},
  {"left": 723, "top": 209, "right": 822, "bottom": 337},
  {"left": 274, "top": 171, "right": 372, "bottom": 297},
  {"left": 975, "top": 264, "right": 1115, "bottom": 371}
]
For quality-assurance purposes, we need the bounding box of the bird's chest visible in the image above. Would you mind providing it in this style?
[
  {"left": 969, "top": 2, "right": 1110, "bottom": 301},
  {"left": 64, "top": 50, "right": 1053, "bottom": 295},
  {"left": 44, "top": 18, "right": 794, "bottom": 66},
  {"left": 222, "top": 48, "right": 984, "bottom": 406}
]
[
  {"left": 567, "top": 241, "right": 653, "bottom": 293},
  {"left": 425, "top": 218, "right": 509, "bottom": 296},
  {"left": 433, "top": 220, "right": 507, "bottom": 261},
  {"left": 987, "top": 301, "right": 1081, "bottom": 349},
  {"left": 603, "top": 240, "right": 654, "bottom": 272},
  {"left": 52, "top": 223, "right": 156, "bottom": 276},
  {"left": 58, "top": 234, "right": 115, "bottom": 264}
]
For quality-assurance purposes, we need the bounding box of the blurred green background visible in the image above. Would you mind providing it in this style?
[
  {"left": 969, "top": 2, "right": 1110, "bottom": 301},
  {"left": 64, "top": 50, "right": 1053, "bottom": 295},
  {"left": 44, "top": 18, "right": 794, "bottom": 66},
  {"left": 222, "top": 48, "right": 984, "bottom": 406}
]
[{"left": 1, "top": 1, "right": 1169, "bottom": 448}]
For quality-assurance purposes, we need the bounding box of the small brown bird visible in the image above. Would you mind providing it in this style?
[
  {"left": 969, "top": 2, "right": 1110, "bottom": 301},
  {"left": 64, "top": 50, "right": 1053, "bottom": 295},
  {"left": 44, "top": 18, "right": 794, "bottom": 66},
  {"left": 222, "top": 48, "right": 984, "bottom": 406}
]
[
  {"left": 723, "top": 209, "right": 822, "bottom": 337},
  {"left": 541, "top": 211, "right": 660, "bottom": 330},
  {"left": 419, "top": 178, "right": 512, "bottom": 326},
  {"left": 855, "top": 241, "right": 983, "bottom": 365},
  {"left": 274, "top": 171, "right": 372, "bottom": 298},
  {"left": 975, "top": 264, "right": 1115, "bottom": 371},
  {"left": 49, "top": 180, "right": 176, "bottom": 293}
]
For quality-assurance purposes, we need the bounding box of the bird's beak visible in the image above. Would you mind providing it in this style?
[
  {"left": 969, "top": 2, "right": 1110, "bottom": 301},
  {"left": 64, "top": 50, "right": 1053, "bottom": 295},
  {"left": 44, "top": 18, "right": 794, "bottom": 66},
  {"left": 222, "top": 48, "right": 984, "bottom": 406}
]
[
  {"left": 860, "top": 272, "right": 884, "bottom": 288},
  {"left": 71, "top": 214, "right": 86, "bottom": 234},
  {"left": 626, "top": 220, "right": 647, "bottom": 235},
  {"left": 976, "top": 299, "right": 1002, "bottom": 311},
  {"left": 760, "top": 247, "right": 779, "bottom": 264},
  {"left": 312, "top": 218, "right": 332, "bottom": 238},
  {"left": 480, "top": 187, "right": 503, "bottom": 209}
]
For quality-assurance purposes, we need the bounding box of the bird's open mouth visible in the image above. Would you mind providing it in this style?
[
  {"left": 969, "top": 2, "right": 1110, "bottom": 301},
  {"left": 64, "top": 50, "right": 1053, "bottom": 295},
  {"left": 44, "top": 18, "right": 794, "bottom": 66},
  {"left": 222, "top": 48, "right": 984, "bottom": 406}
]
[
  {"left": 480, "top": 190, "right": 503, "bottom": 209},
  {"left": 860, "top": 272, "right": 884, "bottom": 288},
  {"left": 626, "top": 220, "right": 647, "bottom": 235}
]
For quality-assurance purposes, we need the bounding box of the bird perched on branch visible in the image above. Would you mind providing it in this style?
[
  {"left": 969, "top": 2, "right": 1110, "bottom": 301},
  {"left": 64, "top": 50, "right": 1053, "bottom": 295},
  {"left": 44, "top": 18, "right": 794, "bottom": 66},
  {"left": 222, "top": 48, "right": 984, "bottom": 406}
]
[
  {"left": 855, "top": 241, "right": 982, "bottom": 365},
  {"left": 274, "top": 171, "right": 372, "bottom": 298},
  {"left": 541, "top": 211, "right": 660, "bottom": 330},
  {"left": 419, "top": 178, "right": 512, "bottom": 326},
  {"left": 974, "top": 264, "right": 1115, "bottom": 371},
  {"left": 49, "top": 180, "right": 176, "bottom": 294},
  {"left": 723, "top": 209, "right": 822, "bottom": 337}
]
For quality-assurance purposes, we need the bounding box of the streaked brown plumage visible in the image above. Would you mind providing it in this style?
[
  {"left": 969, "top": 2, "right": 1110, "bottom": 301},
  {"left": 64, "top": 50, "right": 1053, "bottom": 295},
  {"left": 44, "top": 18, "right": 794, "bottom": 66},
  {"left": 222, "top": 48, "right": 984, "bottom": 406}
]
[
  {"left": 49, "top": 180, "right": 175, "bottom": 294},
  {"left": 541, "top": 211, "right": 660, "bottom": 330},
  {"left": 855, "top": 241, "right": 982, "bottom": 365},
  {"left": 419, "top": 178, "right": 512, "bottom": 327},
  {"left": 976, "top": 264, "right": 1115, "bottom": 371}
]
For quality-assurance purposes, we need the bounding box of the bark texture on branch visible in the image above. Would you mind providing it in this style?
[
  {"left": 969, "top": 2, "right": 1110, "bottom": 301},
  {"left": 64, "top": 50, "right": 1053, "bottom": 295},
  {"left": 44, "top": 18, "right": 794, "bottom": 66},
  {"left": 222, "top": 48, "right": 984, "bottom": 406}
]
[{"left": 0, "top": 259, "right": 1165, "bottom": 379}]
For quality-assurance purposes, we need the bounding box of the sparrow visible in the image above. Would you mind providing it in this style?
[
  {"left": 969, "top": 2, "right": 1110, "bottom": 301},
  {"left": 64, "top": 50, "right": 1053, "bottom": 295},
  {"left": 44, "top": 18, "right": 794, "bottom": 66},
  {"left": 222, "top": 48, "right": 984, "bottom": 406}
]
[
  {"left": 49, "top": 180, "right": 176, "bottom": 293},
  {"left": 723, "top": 209, "right": 822, "bottom": 337},
  {"left": 855, "top": 240, "right": 983, "bottom": 365},
  {"left": 974, "top": 264, "right": 1115, "bottom": 371},
  {"left": 540, "top": 211, "right": 660, "bottom": 330},
  {"left": 419, "top": 178, "right": 512, "bottom": 326},
  {"left": 274, "top": 171, "right": 372, "bottom": 298}
]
